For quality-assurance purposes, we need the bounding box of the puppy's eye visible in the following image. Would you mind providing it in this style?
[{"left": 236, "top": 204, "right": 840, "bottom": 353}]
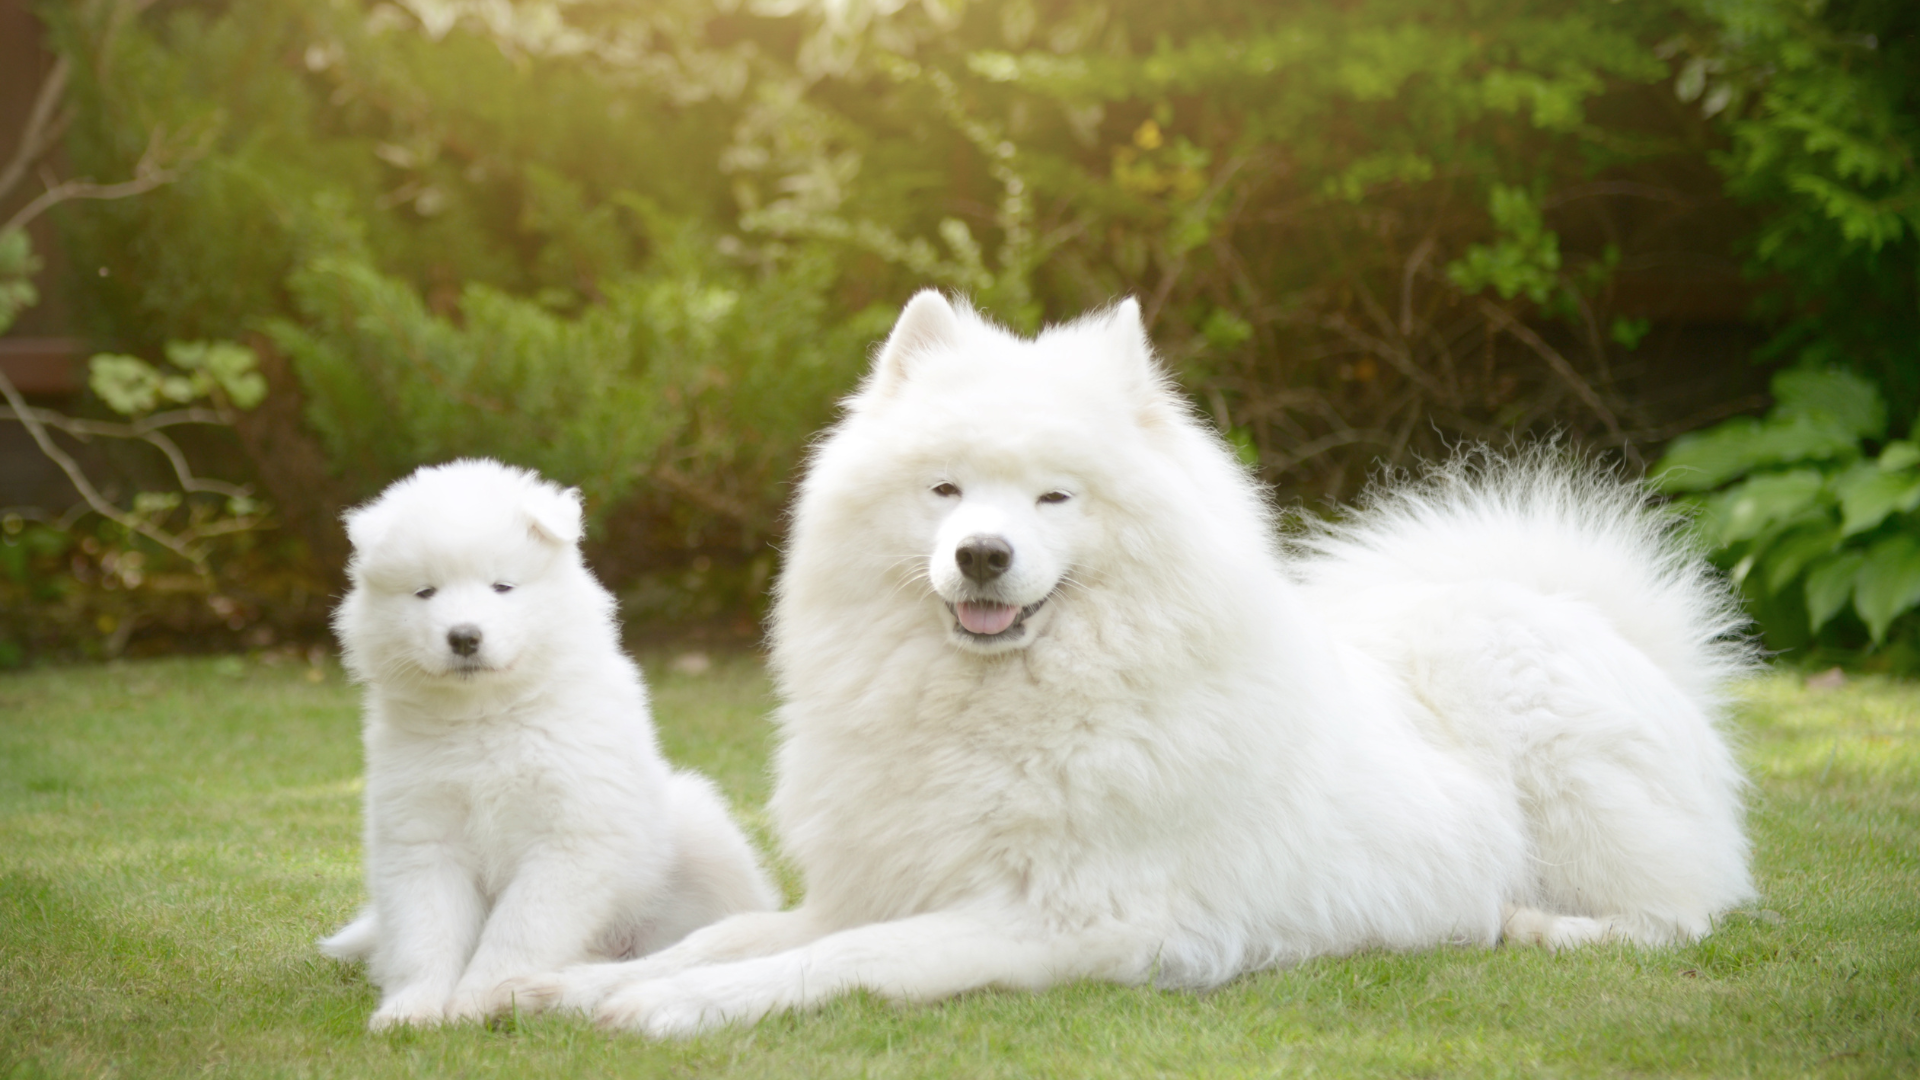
[
  {"left": 1038, "top": 491, "right": 1072, "bottom": 505},
  {"left": 414, "top": 587, "right": 437, "bottom": 600},
  {"left": 932, "top": 482, "right": 961, "bottom": 498},
  {"left": 492, "top": 582, "right": 515, "bottom": 594}
]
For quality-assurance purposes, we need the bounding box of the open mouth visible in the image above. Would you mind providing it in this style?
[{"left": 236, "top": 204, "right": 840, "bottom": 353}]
[{"left": 947, "top": 596, "right": 1049, "bottom": 640}]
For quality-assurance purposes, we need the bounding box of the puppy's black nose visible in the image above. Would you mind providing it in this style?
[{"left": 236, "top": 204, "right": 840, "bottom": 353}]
[
  {"left": 447, "top": 624, "right": 483, "bottom": 657},
  {"left": 955, "top": 535, "right": 1013, "bottom": 583}
]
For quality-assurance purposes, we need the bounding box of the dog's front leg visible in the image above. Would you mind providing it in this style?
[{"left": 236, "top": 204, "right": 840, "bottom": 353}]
[
  {"left": 366, "top": 846, "right": 485, "bottom": 1031},
  {"left": 595, "top": 908, "right": 1157, "bottom": 1038},
  {"left": 484, "top": 906, "right": 828, "bottom": 1019}
]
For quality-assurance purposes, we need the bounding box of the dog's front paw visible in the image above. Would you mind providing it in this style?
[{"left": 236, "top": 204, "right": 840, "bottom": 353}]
[
  {"left": 479, "top": 973, "right": 559, "bottom": 1019},
  {"left": 368, "top": 989, "right": 447, "bottom": 1031},
  {"left": 442, "top": 989, "right": 494, "bottom": 1025},
  {"left": 594, "top": 978, "right": 702, "bottom": 1038},
  {"left": 594, "top": 970, "right": 773, "bottom": 1040},
  {"left": 487, "top": 962, "right": 637, "bottom": 1018}
]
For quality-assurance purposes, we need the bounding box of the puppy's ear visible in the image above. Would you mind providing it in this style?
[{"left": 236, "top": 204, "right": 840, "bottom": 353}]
[
  {"left": 868, "top": 290, "right": 962, "bottom": 398},
  {"left": 524, "top": 484, "right": 584, "bottom": 546},
  {"left": 342, "top": 499, "right": 392, "bottom": 556}
]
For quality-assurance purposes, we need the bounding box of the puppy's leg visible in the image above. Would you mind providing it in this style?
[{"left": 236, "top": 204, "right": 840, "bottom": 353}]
[
  {"left": 367, "top": 849, "right": 485, "bottom": 1031},
  {"left": 628, "top": 773, "right": 781, "bottom": 955},
  {"left": 486, "top": 907, "right": 826, "bottom": 1018},
  {"left": 595, "top": 908, "right": 1155, "bottom": 1039},
  {"left": 444, "top": 850, "right": 629, "bottom": 1022}
]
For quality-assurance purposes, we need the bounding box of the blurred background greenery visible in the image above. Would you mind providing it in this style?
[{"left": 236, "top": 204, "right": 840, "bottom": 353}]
[{"left": 1, "top": 0, "right": 1915, "bottom": 669}]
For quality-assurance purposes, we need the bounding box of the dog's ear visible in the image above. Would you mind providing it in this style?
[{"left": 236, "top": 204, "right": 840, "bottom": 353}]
[
  {"left": 868, "top": 290, "right": 962, "bottom": 397},
  {"left": 1103, "top": 297, "right": 1182, "bottom": 427},
  {"left": 523, "top": 483, "right": 584, "bottom": 547}
]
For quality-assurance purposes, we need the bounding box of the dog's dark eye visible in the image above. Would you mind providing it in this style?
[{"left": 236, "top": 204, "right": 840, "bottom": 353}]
[
  {"left": 1039, "top": 491, "right": 1072, "bottom": 504},
  {"left": 492, "top": 582, "right": 514, "bottom": 594},
  {"left": 932, "top": 482, "right": 961, "bottom": 498},
  {"left": 415, "top": 587, "right": 437, "bottom": 600}
]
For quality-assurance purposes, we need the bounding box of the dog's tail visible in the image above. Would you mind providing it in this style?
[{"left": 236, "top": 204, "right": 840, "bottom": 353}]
[
  {"left": 318, "top": 908, "right": 378, "bottom": 963},
  {"left": 1288, "top": 446, "right": 1756, "bottom": 705}
]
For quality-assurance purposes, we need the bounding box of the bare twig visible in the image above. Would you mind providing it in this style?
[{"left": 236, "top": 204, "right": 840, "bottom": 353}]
[
  {"left": 0, "top": 400, "right": 255, "bottom": 500},
  {"left": 1398, "top": 235, "right": 1437, "bottom": 338},
  {"left": 1608, "top": 393, "right": 1771, "bottom": 446},
  {"left": 2, "top": 0, "right": 209, "bottom": 241},
  {"left": 1263, "top": 427, "right": 1401, "bottom": 476},
  {"left": 1475, "top": 298, "right": 1625, "bottom": 443},
  {"left": 0, "top": 365, "right": 217, "bottom": 569},
  {"left": 1543, "top": 181, "right": 1693, "bottom": 210},
  {"left": 652, "top": 463, "right": 759, "bottom": 527},
  {"left": 0, "top": 56, "right": 72, "bottom": 207},
  {"left": 1319, "top": 310, "right": 1451, "bottom": 401},
  {"left": 0, "top": 0, "right": 264, "bottom": 582},
  {"left": 3, "top": 125, "right": 199, "bottom": 235},
  {"left": 1144, "top": 151, "right": 1258, "bottom": 328}
]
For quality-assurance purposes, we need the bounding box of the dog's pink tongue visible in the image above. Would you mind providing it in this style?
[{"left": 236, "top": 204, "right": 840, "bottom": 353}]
[{"left": 957, "top": 601, "right": 1019, "bottom": 635}]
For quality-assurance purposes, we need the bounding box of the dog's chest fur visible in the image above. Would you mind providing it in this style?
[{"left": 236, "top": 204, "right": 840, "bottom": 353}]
[{"left": 772, "top": 632, "right": 1198, "bottom": 928}]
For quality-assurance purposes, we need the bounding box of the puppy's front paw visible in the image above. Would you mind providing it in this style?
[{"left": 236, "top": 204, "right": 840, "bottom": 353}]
[
  {"left": 368, "top": 989, "right": 447, "bottom": 1031},
  {"left": 442, "top": 989, "right": 493, "bottom": 1025}
]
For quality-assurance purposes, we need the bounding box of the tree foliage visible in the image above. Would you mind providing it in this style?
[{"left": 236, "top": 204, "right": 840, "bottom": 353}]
[
  {"left": 1670, "top": 0, "right": 1918, "bottom": 418},
  {"left": 25, "top": 0, "right": 1915, "bottom": 649}
]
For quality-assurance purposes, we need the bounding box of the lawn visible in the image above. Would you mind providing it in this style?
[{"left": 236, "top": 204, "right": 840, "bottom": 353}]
[{"left": 1, "top": 654, "right": 1914, "bottom": 1078}]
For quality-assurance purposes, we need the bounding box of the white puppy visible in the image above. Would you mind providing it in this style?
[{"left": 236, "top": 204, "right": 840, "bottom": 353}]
[
  {"left": 497, "top": 294, "right": 1754, "bottom": 1037},
  {"left": 320, "top": 459, "right": 776, "bottom": 1030}
]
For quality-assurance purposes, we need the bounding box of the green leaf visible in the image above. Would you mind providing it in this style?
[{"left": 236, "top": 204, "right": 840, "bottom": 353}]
[
  {"left": 1705, "top": 470, "right": 1826, "bottom": 544},
  {"left": 1654, "top": 417, "right": 1860, "bottom": 493},
  {"left": 1805, "top": 550, "right": 1865, "bottom": 633},
  {"left": 1202, "top": 309, "right": 1253, "bottom": 349},
  {"left": 159, "top": 375, "right": 200, "bottom": 404},
  {"left": 1444, "top": 185, "right": 1562, "bottom": 305},
  {"left": 1854, "top": 535, "right": 1920, "bottom": 644},
  {"left": 1608, "top": 316, "right": 1651, "bottom": 351},
  {"left": 88, "top": 354, "right": 164, "bottom": 416},
  {"left": 0, "top": 229, "right": 40, "bottom": 337},
  {"left": 1759, "top": 521, "right": 1845, "bottom": 595},
  {"left": 168, "top": 340, "right": 266, "bottom": 410},
  {"left": 1836, "top": 465, "right": 1920, "bottom": 537},
  {"left": 1877, "top": 441, "right": 1920, "bottom": 472},
  {"left": 1227, "top": 427, "right": 1259, "bottom": 468},
  {"left": 1771, "top": 368, "right": 1887, "bottom": 442},
  {"left": 1654, "top": 419, "right": 1767, "bottom": 492}
]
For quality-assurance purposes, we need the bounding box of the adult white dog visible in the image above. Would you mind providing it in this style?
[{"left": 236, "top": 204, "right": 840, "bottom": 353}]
[
  {"left": 493, "top": 294, "right": 1753, "bottom": 1037},
  {"left": 321, "top": 459, "right": 776, "bottom": 1030}
]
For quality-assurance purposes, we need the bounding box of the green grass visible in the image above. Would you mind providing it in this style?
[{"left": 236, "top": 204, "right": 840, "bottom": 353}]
[{"left": 2, "top": 656, "right": 1915, "bottom": 1079}]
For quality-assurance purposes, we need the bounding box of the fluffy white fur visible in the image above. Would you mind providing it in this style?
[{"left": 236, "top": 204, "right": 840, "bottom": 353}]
[
  {"left": 491, "top": 293, "right": 1754, "bottom": 1037},
  {"left": 320, "top": 459, "right": 776, "bottom": 1030}
]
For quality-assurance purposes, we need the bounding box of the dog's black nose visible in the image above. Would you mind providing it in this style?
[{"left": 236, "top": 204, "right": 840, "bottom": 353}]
[
  {"left": 447, "top": 624, "right": 483, "bottom": 657},
  {"left": 955, "top": 535, "right": 1013, "bottom": 583}
]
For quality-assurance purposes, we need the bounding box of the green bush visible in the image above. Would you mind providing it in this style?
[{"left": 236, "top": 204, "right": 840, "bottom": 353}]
[
  {"left": 1656, "top": 369, "right": 1920, "bottom": 669},
  {"left": 29, "top": 0, "right": 1913, "bottom": 650},
  {"left": 1668, "top": 0, "right": 1918, "bottom": 422},
  {"left": 51, "top": 0, "right": 1720, "bottom": 506},
  {"left": 1647, "top": 0, "right": 1919, "bottom": 669}
]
